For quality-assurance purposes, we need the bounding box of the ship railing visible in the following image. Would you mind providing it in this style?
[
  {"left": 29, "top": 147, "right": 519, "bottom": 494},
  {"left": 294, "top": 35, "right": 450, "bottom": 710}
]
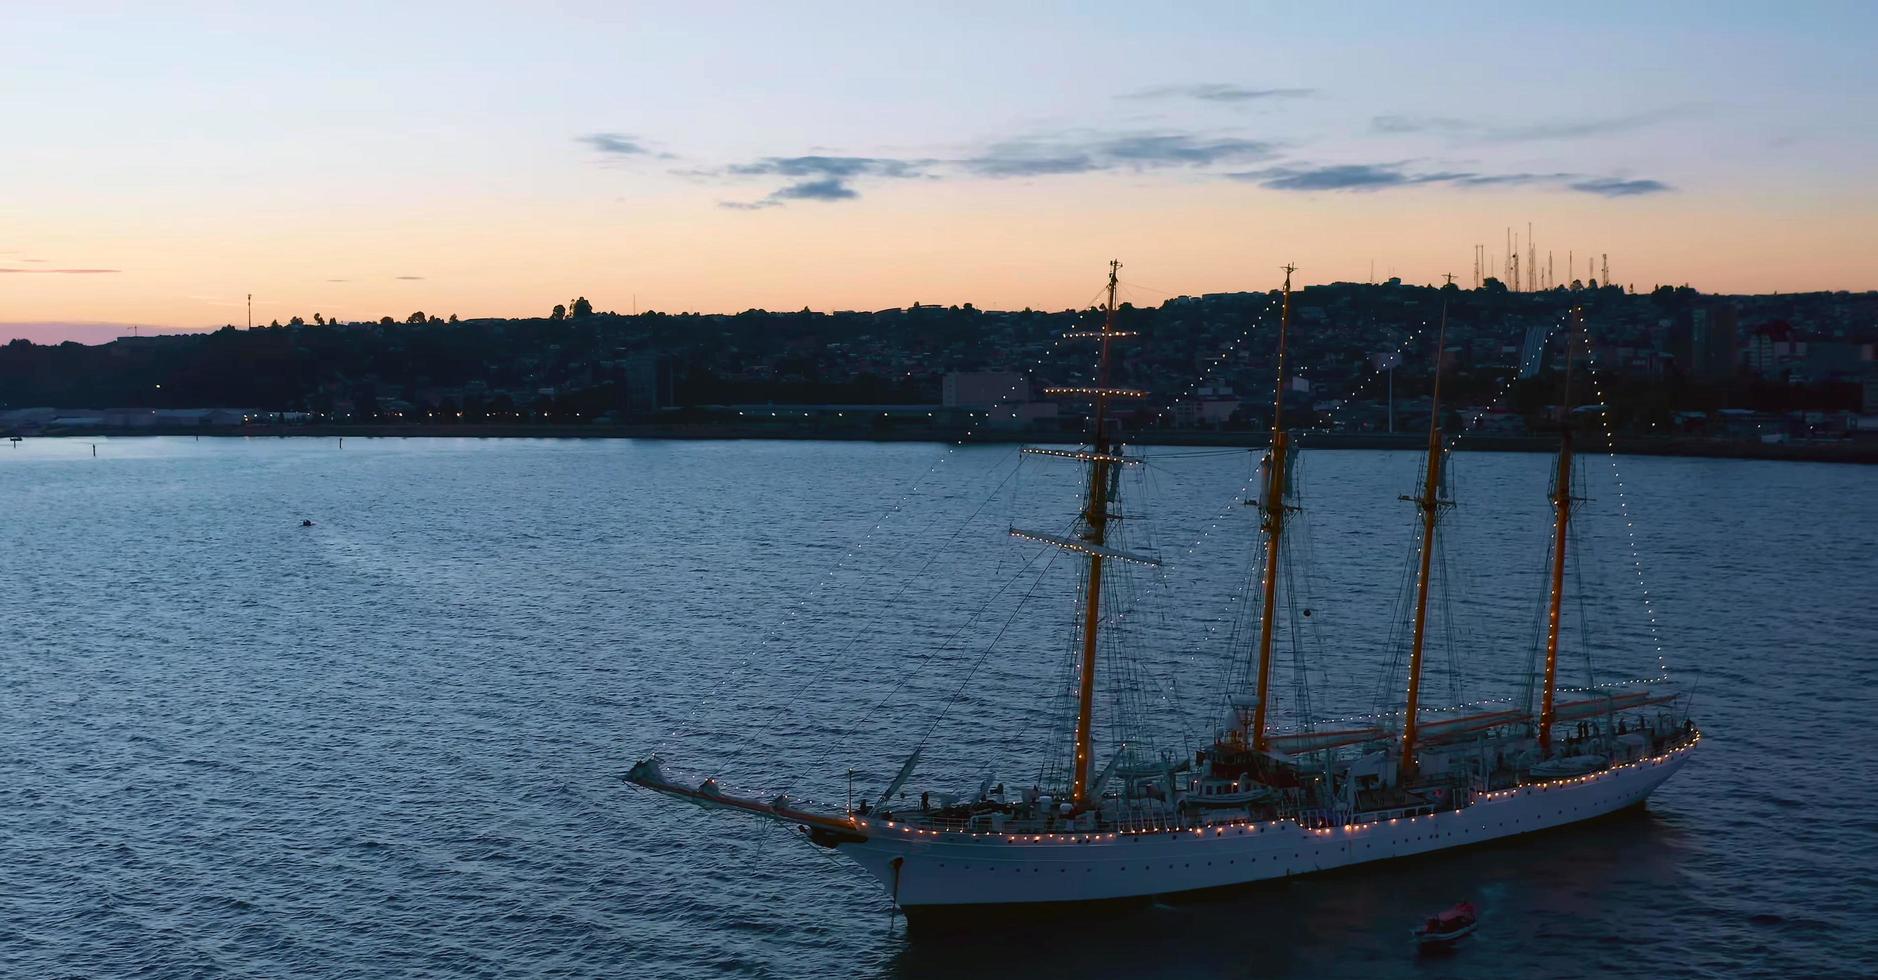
[
  {"left": 1286, "top": 808, "right": 1335, "bottom": 829},
  {"left": 1345, "top": 804, "right": 1437, "bottom": 826},
  {"left": 897, "top": 806, "right": 1206, "bottom": 837},
  {"left": 1112, "top": 807, "right": 1183, "bottom": 835}
]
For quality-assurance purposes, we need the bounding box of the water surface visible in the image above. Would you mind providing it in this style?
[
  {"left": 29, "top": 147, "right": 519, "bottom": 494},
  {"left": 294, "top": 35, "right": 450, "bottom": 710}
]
[{"left": 1, "top": 437, "right": 1872, "bottom": 978}]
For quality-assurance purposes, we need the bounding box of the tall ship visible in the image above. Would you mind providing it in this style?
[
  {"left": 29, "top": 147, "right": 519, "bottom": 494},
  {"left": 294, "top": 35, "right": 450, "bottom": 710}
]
[{"left": 628, "top": 262, "right": 1699, "bottom": 925}]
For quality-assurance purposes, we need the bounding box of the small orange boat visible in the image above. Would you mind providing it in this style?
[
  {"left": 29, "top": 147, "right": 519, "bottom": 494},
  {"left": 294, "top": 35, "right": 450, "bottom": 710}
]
[{"left": 1413, "top": 902, "right": 1478, "bottom": 949}]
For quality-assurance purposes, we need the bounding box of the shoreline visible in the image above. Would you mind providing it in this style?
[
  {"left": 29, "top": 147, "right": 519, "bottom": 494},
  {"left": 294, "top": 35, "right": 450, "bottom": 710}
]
[{"left": 10, "top": 424, "right": 1876, "bottom": 463}]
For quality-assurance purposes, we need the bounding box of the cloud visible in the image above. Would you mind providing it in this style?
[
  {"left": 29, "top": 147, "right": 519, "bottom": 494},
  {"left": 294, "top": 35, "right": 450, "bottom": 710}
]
[
  {"left": 725, "top": 155, "right": 928, "bottom": 180},
  {"left": 771, "top": 178, "right": 859, "bottom": 201},
  {"left": 1120, "top": 83, "right": 1314, "bottom": 103},
  {"left": 1568, "top": 177, "right": 1672, "bottom": 197},
  {"left": 716, "top": 155, "right": 928, "bottom": 209},
  {"left": 1231, "top": 163, "right": 1436, "bottom": 191},
  {"left": 326, "top": 278, "right": 350, "bottom": 283},
  {"left": 1236, "top": 162, "right": 1671, "bottom": 196},
  {"left": 394, "top": 275, "right": 425, "bottom": 280},
  {"left": 648, "top": 103, "right": 1676, "bottom": 212},
  {"left": 959, "top": 146, "right": 1096, "bottom": 177},
  {"left": 720, "top": 175, "right": 868, "bottom": 210},
  {"left": 1373, "top": 107, "right": 1694, "bottom": 143},
  {"left": 962, "top": 133, "right": 1278, "bottom": 177},
  {"left": 577, "top": 132, "right": 651, "bottom": 155},
  {"left": 0, "top": 267, "right": 120, "bottom": 274},
  {"left": 714, "top": 134, "right": 1281, "bottom": 207}
]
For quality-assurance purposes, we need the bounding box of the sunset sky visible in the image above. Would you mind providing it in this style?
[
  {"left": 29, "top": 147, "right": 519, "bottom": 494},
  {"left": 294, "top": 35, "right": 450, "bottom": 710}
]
[{"left": 4, "top": 2, "right": 1874, "bottom": 342}]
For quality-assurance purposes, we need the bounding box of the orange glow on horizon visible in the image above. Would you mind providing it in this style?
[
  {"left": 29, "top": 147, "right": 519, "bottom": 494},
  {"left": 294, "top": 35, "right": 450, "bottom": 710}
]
[{"left": 6, "top": 177, "right": 1873, "bottom": 339}]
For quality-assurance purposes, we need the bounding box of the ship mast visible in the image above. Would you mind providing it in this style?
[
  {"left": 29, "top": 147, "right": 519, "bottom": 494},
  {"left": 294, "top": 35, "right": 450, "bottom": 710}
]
[
  {"left": 1249, "top": 265, "right": 1296, "bottom": 754},
  {"left": 1069, "top": 260, "right": 1123, "bottom": 807},
  {"left": 1537, "top": 306, "right": 1582, "bottom": 759},
  {"left": 1398, "top": 284, "right": 1452, "bottom": 783}
]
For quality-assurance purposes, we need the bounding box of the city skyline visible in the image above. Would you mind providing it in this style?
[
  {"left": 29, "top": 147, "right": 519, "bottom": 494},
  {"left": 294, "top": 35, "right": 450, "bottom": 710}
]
[{"left": 5, "top": 2, "right": 1875, "bottom": 343}]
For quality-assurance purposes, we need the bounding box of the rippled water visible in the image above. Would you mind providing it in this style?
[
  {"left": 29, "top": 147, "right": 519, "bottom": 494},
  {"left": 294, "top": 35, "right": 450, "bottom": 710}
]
[{"left": 2, "top": 436, "right": 1873, "bottom": 978}]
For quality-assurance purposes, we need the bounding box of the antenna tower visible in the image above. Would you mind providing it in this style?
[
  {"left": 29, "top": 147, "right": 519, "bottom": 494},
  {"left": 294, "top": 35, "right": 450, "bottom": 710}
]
[{"left": 1527, "top": 222, "right": 1536, "bottom": 293}]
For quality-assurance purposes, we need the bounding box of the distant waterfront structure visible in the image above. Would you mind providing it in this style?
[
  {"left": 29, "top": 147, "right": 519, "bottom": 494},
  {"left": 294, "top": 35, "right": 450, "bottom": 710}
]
[
  {"left": 942, "top": 371, "right": 1055, "bottom": 427},
  {"left": 1746, "top": 321, "right": 1801, "bottom": 377},
  {"left": 1171, "top": 385, "right": 1240, "bottom": 428},
  {"left": 619, "top": 352, "right": 670, "bottom": 416},
  {"left": 942, "top": 371, "right": 1024, "bottom": 407}
]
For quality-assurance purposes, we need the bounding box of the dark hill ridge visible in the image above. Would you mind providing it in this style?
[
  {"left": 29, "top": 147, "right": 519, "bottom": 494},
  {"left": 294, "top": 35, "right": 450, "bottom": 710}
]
[{"left": 2, "top": 284, "right": 1874, "bottom": 433}]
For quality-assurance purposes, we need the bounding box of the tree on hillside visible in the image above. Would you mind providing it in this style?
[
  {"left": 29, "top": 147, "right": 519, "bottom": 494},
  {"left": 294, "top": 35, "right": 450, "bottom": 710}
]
[
  {"left": 407, "top": 311, "right": 427, "bottom": 324},
  {"left": 550, "top": 304, "right": 566, "bottom": 321},
  {"left": 571, "top": 296, "right": 594, "bottom": 319}
]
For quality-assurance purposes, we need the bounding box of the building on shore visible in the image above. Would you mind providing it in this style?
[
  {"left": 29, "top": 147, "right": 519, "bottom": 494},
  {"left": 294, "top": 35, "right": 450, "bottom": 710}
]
[
  {"left": 942, "top": 371, "right": 1056, "bottom": 428},
  {"left": 1690, "top": 304, "right": 1742, "bottom": 377}
]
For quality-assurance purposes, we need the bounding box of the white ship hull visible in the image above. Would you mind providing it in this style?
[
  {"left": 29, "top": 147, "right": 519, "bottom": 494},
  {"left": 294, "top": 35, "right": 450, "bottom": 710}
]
[{"left": 830, "top": 743, "right": 1693, "bottom": 916}]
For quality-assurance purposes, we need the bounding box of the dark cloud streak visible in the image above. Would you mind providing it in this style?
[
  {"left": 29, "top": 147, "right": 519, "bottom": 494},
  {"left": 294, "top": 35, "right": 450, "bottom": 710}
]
[
  {"left": 1373, "top": 107, "right": 1694, "bottom": 143},
  {"left": 1569, "top": 177, "right": 1672, "bottom": 197},
  {"left": 725, "top": 156, "right": 928, "bottom": 180},
  {"left": 962, "top": 133, "right": 1277, "bottom": 178},
  {"left": 576, "top": 132, "right": 651, "bottom": 155},
  {"left": 1121, "top": 83, "right": 1314, "bottom": 103},
  {"left": 1236, "top": 162, "right": 1671, "bottom": 196},
  {"left": 770, "top": 178, "right": 859, "bottom": 201},
  {"left": 717, "top": 156, "right": 925, "bottom": 209},
  {"left": 593, "top": 120, "right": 1673, "bottom": 211},
  {"left": 717, "top": 134, "right": 1281, "bottom": 206}
]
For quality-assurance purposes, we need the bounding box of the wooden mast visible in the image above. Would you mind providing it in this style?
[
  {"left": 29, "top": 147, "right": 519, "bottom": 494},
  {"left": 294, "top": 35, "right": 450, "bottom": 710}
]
[
  {"left": 1249, "top": 264, "right": 1296, "bottom": 754},
  {"left": 1398, "top": 286, "right": 1452, "bottom": 784},
  {"left": 1538, "top": 306, "right": 1581, "bottom": 759},
  {"left": 1070, "top": 260, "right": 1122, "bottom": 807}
]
